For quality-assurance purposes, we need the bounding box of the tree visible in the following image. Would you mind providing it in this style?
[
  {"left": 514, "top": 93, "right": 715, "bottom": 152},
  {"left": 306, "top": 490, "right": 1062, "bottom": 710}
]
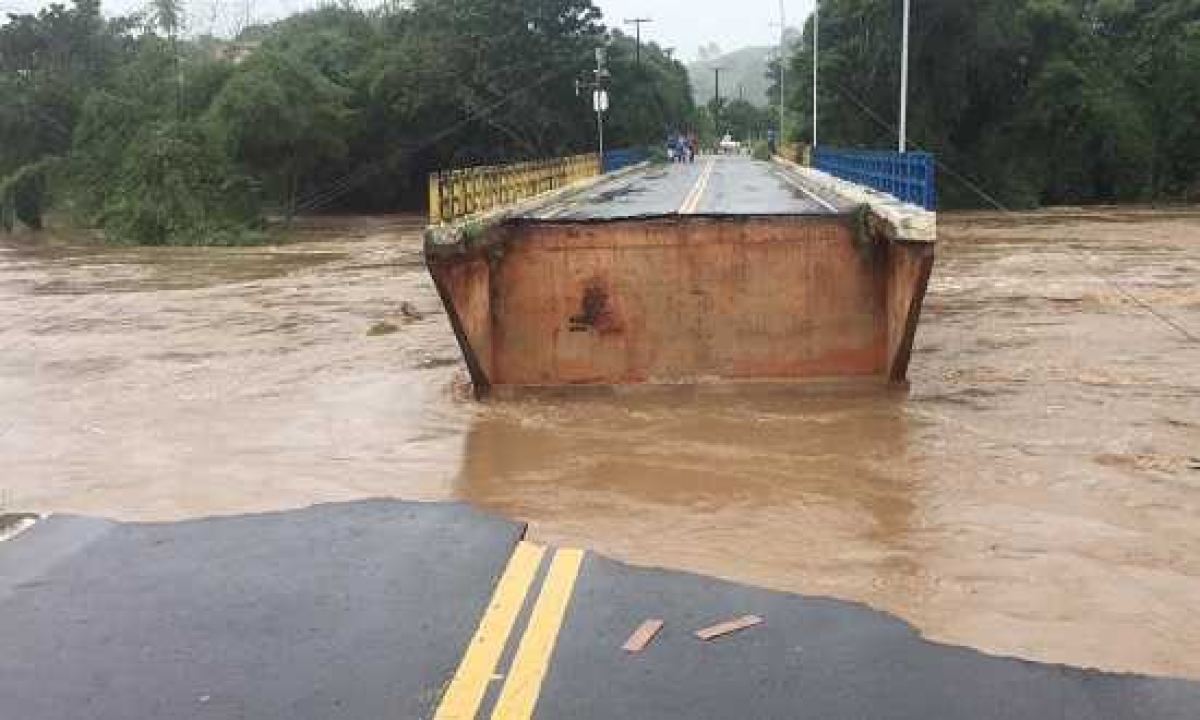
[
  {"left": 67, "top": 35, "right": 259, "bottom": 243},
  {"left": 101, "top": 120, "right": 257, "bottom": 245},
  {"left": 405, "top": 0, "right": 604, "bottom": 162},
  {"left": 149, "top": 0, "right": 182, "bottom": 37},
  {"left": 602, "top": 30, "right": 695, "bottom": 147},
  {"left": 206, "top": 49, "right": 353, "bottom": 222},
  {"left": 720, "top": 99, "right": 773, "bottom": 142},
  {"left": 0, "top": 0, "right": 134, "bottom": 230},
  {"left": 781, "top": 0, "right": 1195, "bottom": 207}
]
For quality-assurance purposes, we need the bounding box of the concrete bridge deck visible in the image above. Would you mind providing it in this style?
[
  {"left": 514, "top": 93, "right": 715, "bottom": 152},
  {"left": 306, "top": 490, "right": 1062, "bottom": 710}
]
[
  {"left": 527, "top": 155, "right": 843, "bottom": 220},
  {"left": 3, "top": 502, "right": 1199, "bottom": 719}
]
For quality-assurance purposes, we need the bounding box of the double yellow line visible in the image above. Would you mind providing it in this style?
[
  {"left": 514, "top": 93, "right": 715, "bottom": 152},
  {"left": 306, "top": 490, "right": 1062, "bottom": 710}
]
[
  {"left": 434, "top": 542, "right": 584, "bottom": 720},
  {"left": 678, "top": 157, "right": 716, "bottom": 214}
]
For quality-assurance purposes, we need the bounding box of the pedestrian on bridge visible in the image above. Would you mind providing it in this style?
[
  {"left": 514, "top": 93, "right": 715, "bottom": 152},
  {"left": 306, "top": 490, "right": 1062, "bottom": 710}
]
[{"left": 675, "top": 134, "right": 691, "bottom": 164}]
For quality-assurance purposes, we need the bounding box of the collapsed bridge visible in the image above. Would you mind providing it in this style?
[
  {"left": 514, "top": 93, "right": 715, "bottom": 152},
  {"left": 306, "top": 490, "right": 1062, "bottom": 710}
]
[{"left": 425, "top": 153, "right": 936, "bottom": 398}]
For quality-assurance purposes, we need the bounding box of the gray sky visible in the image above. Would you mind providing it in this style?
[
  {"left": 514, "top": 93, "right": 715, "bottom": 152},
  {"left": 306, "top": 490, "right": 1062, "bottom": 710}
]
[{"left": 1, "top": 0, "right": 814, "bottom": 61}]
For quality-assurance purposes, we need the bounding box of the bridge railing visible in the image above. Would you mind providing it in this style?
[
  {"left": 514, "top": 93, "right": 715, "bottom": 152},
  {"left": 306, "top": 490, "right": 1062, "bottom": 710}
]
[
  {"left": 813, "top": 147, "right": 937, "bottom": 210},
  {"left": 602, "top": 148, "right": 646, "bottom": 173},
  {"left": 428, "top": 153, "right": 600, "bottom": 225}
]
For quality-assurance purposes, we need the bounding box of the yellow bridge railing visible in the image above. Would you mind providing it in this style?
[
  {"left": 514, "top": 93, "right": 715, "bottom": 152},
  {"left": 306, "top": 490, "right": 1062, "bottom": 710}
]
[{"left": 428, "top": 153, "right": 601, "bottom": 225}]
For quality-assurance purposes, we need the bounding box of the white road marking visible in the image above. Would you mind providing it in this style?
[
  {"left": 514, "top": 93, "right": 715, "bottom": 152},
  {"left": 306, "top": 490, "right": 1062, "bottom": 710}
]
[{"left": 775, "top": 167, "right": 840, "bottom": 212}]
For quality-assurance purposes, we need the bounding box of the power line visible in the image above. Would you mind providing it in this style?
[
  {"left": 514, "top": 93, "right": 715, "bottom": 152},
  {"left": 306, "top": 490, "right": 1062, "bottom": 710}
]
[
  {"left": 292, "top": 51, "right": 592, "bottom": 215},
  {"left": 829, "top": 79, "right": 1199, "bottom": 346}
]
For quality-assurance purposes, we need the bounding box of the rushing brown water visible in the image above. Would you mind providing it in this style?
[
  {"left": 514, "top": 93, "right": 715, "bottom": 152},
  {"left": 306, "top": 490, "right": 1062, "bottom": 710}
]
[{"left": 2, "top": 210, "right": 1199, "bottom": 679}]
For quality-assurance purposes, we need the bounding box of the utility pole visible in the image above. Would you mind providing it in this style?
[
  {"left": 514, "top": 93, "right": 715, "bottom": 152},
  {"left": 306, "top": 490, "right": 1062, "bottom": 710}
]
[
  {"left": 899, "top": 0, "right": 910, "bottom": 153},
  {"left": 624, "top": 17, "right": 653, "bottom": 67},
  {"left": 596, "top": 47, "right": 610, "bottom": 158},
  {"left": 576, "top": 48, "right": 611, "bottom": 159},
  {"left": 712, "top": 66, "right": 725, "bottom": 133},
  {"left": 813, "top": 0, "right": 820, "bottom": 148}
]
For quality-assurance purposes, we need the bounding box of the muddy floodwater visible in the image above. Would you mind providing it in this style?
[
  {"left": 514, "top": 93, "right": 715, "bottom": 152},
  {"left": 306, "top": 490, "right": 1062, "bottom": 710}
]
[{"left": 3, "top": 209, "right": 1199, "bottom": 679}]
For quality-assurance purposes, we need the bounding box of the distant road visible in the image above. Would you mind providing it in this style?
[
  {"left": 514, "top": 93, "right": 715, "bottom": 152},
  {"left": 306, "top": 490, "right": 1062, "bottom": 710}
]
[{"left": 528, "top": 155, "right": 840, "bottom": 220}]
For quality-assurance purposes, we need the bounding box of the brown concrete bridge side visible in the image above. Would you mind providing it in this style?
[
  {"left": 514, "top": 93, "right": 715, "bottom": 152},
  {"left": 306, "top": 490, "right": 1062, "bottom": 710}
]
[{"left": 425, "top": 156, "right": 935, "bottom": 396}]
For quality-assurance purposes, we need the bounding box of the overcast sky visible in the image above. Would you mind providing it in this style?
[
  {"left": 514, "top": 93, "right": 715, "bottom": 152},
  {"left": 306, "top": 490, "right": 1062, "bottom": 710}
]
[{"left": 1, "top": 0, "right": 815, "bottom": 60}]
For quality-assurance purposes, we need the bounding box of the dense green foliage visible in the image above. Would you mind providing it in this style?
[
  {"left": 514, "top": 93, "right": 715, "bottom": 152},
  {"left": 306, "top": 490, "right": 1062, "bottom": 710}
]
[
  {"left": 0, "top": 0, "right": 693, "bottom": 243},
  {"left": 5, "top": 0, "right": 1194, "bottom": 236},
  {"left": 716, "top": 99, "right": 776, "bottom": 142},
  {"left": 781, "top": 0, "right": 1200, "bottom": 207}
]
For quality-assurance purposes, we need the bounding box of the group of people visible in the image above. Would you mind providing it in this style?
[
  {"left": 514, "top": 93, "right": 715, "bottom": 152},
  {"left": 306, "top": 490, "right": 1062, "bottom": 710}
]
[{"left": 666, "top": 132, "right": 698, "bottom": 163}]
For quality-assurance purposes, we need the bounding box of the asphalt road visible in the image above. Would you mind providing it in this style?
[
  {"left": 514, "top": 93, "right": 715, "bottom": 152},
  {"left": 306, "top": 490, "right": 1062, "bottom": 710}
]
[
  {"left": 529, "top": 155, "right": 839, "bottom": 220},
  {"left": 2, "top": 501, "right": 1199, "bottom": 719},
  {"left": 0, "top": 501, "right": 523, "bottom": 720}
]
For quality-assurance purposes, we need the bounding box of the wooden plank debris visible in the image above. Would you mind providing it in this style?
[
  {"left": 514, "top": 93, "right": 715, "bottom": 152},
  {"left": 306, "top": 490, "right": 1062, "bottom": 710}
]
[
  {"left": 622, "top": 619, "right": 664, "bottom": 654},
  {"left": 694, "top": 615, "right": 763, "bottom": 641}
]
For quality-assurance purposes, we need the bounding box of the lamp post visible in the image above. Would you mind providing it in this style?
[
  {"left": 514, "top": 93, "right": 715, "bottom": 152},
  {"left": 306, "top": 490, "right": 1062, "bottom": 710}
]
[
  {"left": 776, "top": 0, "right": 786, "bottom": 147},
  {"left": 812, "top": 0, "right": 819, "bottom": 148},
  {"left": 898, "top": 0, "right": 911, "bottom": 152}
]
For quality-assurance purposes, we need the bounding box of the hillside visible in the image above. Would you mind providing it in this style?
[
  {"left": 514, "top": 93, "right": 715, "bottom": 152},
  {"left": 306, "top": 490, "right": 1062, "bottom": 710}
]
[{"left": 688, "top": 45, "right": 774, "bottom": 108}]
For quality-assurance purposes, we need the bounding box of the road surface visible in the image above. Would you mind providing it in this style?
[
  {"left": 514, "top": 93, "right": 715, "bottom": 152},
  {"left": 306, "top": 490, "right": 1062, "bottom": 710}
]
[
  {"left": 3, "top": 502, "right": 1199, "bottom": 719},
  {"left": 528, "top": 155, "right": 841, "bottom": 220}
]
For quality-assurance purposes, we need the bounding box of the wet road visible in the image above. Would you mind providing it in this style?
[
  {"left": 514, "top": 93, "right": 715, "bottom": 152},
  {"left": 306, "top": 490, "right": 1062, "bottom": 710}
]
[
  {"left": 2, "top": 209, "right": 1199, "bottom": 679},
  {"left": 7, "top": 502, "right": 1200, "bottom": 720},
  {"left": 529, "top": 155, "right": 836, "bottom": 220}
]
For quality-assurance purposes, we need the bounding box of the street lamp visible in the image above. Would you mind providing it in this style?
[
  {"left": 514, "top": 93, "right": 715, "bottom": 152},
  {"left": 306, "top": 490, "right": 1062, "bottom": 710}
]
[
  {"left": 812, "top": 0, "right": 821, "bottom": 149},
  {"left": 898, "top": 0, "right": 911, "bottom": 152},
  {"left": 770, "top": 1, "right": 787, "bottom": 149}
]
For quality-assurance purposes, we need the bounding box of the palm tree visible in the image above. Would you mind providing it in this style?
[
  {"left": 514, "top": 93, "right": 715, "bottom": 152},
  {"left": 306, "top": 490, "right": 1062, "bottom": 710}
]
[
  {"left": 150, "top": 0, "right": 182, "bottom": 39},
  {"left": 149, "top": 0, "right": 184, "bottom": 115}
]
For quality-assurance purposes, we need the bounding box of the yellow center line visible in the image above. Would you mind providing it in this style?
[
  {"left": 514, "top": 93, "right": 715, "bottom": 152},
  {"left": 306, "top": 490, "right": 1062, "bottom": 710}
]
[
  {"left": 490, "top": 548, "right": 584, "bottom": 719},
  {"left": 679, "top": 158, "right": 716, "bottom": 214},
  {"left": 679, "top": 162, "right": 704, "bottom": 213},
  {"left": 433, "top": 541, "right": 546, "bottom": 720}
]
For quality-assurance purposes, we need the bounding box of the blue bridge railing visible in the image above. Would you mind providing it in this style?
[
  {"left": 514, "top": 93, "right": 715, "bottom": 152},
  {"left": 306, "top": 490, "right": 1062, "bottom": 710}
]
[
  {"left": 603, "top": 148, "right": 646, "bottom": 174},
  {"left": 813, "top": 147, "right": 937, "bottom": 210}
]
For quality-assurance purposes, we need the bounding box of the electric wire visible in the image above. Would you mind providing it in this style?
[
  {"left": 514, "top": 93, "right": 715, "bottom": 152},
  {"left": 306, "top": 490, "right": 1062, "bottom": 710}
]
[{"left": 827, "top": 79, "right": 1199, "bottom": 346}]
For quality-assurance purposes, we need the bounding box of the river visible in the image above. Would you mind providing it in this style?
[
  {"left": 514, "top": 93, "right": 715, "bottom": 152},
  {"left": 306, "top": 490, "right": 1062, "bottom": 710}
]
[{"left": 2, "top": 209, "right": 1198, "bottom": 679}]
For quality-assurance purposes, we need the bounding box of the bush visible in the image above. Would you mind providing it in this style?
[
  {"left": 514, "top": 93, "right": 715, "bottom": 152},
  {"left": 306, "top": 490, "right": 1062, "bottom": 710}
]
[
  {"left": 0, "top": 158, "right": 58, "bottom": 232},
  {"left": 100, "top": 122, "right": 261, "bottom": 245}
]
